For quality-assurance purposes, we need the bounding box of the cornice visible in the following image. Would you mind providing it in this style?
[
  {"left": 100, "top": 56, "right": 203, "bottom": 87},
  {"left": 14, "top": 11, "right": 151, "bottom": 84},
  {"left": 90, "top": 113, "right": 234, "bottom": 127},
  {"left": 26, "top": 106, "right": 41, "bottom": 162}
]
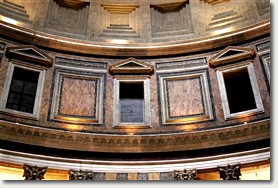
[
  {"left": 0, "top": 20, "right": 270, "bottom": 57},
  {"left": 0, "top": 119, "right": 270, "bottom": 153},
  {"left": 1, "top": 148, "right": 270, "bottom": 172}
]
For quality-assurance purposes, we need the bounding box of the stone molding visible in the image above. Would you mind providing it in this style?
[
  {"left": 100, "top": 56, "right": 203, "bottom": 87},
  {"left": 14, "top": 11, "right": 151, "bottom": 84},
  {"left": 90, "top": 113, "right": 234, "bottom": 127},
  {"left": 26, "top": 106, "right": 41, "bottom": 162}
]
[
  {"left": 0, "top": 20, "right": 270, "bottom": 56},
  {"left": 0, "top": 119, "right": 270, "bottom": 153}
]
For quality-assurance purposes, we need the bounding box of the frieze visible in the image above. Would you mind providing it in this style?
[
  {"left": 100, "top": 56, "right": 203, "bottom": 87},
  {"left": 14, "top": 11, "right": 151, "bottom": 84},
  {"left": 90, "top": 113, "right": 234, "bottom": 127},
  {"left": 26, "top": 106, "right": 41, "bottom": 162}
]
[
  {"left": 155, "top": 58, "right": 207, "bottom": 71},
  {"left": 55, "top": 57, "right": 107, "bottom": 70},
  {"left": 0, "top": 119, "right": 270, "bottom": 153}
]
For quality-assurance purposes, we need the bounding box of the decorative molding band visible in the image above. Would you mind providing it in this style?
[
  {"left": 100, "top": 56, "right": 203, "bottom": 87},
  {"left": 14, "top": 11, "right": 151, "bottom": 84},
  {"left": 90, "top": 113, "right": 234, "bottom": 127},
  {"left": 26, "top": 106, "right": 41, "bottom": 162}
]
[
  {"left": 55, "top": 57, "right": 108, "bottom": 71},
  {"left": 155, "top": 58, "right": 207, "bottom": 72},
  {"left": 6, "top": 45, "right": 53, "bottom": 67},
  {"left": 0, "top": 118, "right": 270, "bottom": 153},
  {"left": 0, "top": 20, "right": 270, "bottom": 56},
  {"left": 109, "top": 57, "right": 154, "bottom": 75},
  {"left": 209, "top": 46, "right": 255, "bottom": 68},
  {"left": 1, "top": 148, "right": 270, "bottom": 173}
]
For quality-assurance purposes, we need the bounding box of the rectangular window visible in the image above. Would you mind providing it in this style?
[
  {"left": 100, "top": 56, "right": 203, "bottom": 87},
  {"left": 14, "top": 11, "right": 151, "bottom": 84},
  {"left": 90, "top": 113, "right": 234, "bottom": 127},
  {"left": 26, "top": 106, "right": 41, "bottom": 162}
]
[
  {"left": 113, "top": 77, "right": 151, "bottom": 128},
  {"left": 216, "top": 61, "right": 264, "bottom": 120},
  {"left": 6, "top": 67, "right": 39, "bottom": 113},
  {"left": 0, "top": 61, "right": 45, "bottom": 119},
  {"left": 223, "top": 68, "right": 256, "bottom": 114},
  {"left": 120, "top": 82, "right": 144, "bottom": 123}
]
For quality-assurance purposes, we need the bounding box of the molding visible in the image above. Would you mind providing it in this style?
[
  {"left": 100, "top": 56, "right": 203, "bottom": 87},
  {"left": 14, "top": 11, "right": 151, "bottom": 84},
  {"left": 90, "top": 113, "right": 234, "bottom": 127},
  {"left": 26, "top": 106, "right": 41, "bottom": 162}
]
[
  {"left": 0, "top": 20, "right": 270, "bottom": 56},
  {"left": 0, "top": 118, "right": 270, "bottom": 153},
  {"left": 109, "top": 57, "right": 154, "bottom": 75},
  {"left": 1, "top": 148, "right": 270, "bottom": 173},
  {"left": 155, "top": 58, "right": 208, "bottom": 72},
  {"left": 6, "top": 45, "right": 53, "bottom": 67},
  {"left": 209, "top": 46, "right": 255, "bottom": 68}
]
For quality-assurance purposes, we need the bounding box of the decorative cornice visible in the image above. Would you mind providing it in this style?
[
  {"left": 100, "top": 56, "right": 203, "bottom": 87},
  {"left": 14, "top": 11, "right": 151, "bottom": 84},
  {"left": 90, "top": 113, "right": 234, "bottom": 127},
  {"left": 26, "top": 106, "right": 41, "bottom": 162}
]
[
  {"left": 109, "top": 57, "right": 154, "bottom": 75},
  {"left": 6, "top": 45, "right": 53, "bottom": 67},
  {"left": 0, "top": 20, "right": 270, "bottom": 57},
  {"left": 1, "top": 148, "right": 269, "bottom": 173},
  {"left": 209, "top": 46, "right": 255, "bottom": 68},
  {"left": 0, "top": 119, "right": 270, "bottom": 153}
]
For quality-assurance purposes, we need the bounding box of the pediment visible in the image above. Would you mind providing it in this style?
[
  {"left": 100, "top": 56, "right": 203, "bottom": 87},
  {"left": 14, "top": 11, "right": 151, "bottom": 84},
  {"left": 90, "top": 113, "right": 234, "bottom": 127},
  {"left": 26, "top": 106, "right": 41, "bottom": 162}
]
[
  {"left": 6, "top": 45, "right": 53, "bottom": 67},
  {"left": 209, "top": 46, "right": 255, "bottom": 68},
  {"left": 109, "top": 57, "right": 154, "bottom": 74}
]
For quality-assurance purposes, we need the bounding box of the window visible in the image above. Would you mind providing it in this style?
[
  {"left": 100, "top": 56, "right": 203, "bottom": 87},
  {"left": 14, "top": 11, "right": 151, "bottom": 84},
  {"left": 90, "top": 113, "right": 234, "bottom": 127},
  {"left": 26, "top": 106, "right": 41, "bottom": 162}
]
[
  {"left": 113, "top": 77, "right": 151, "bottom": 128},
  {"left": 216, "top": 61, "right": 264, "bottom": 120},
  {"left": 120, "top": 82, "right": 144, "bottom": 123},
  {"left": 0, "top": 61, "right": 45, "bottom": 119},
  {"left": 6, "top": 67, "right": 39, "bottom": 113},
  {"left": 109, "top": 57, "right": 153, "bottom": 128}
]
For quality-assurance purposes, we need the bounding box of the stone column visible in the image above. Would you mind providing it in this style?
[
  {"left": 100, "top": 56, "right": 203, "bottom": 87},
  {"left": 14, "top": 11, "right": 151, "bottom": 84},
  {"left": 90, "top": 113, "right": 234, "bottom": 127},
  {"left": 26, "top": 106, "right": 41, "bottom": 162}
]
[
  {"left": 174, "top": 169, "right": 198, "bottom": 180},
  {"left": 218, "top": 164, "right": 241, "bottom": 180},
  {"left": 23, "top": 164, "right": 47, "bottom": 180}
]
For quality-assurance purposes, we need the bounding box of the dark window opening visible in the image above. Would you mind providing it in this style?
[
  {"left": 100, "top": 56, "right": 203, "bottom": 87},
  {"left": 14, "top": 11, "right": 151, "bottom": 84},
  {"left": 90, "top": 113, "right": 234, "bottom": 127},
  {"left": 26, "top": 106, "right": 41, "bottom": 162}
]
[
  {"left": 223, "top": 68, "right": 256, "bottom": 114},
  {"left": 6, "top": 67, "right": 39, "bottom": 113},
  {"left": 120, "top": 82, "right": 144, "bottom": 123}
]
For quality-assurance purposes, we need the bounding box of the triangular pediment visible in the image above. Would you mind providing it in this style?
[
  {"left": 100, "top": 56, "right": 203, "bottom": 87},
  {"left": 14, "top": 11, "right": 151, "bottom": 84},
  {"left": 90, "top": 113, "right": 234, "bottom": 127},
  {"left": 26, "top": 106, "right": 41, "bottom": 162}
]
[
  {"left": 6, "top": 45, "right": 53, "bottom": 67},
  {"left": 209, "top": 46, "right": 255, "bottom": 68},
  {"left": 109, "top": 57, "right": 154, "bottom": 74}
]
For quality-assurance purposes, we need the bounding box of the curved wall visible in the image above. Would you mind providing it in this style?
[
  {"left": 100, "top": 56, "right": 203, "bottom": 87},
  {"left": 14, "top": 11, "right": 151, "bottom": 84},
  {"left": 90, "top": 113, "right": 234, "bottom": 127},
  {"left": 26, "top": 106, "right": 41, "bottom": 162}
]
[{"left": 0, "top": 0, "right": 271, "bottom": 180}]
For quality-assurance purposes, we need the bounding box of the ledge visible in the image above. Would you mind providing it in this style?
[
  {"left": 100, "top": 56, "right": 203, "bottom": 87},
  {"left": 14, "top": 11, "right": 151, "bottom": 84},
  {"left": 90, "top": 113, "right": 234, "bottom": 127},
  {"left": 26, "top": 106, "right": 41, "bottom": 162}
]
[
  {"left": 0, "top": 119, "right": 270, "bottom": 153},
  {"left": 0, "top": 19, "right": 270, "bottom": 57}
]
